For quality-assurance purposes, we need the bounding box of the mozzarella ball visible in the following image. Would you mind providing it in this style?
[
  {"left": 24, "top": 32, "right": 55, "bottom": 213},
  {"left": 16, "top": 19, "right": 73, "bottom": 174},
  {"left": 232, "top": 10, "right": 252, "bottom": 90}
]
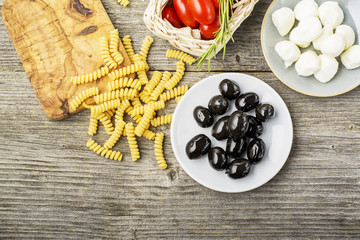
[
  {"left": 336, "top": 25, "right": 356, "bottom": 50},
  {"left": 290, "top": 27, "right": 311, "bottom": 48},
  {"left": 295, "top": 51, "right": 320, "bottom": 77},
  {"left": 313, "top": 25, "right": 333, "bottom": 51},
  {"left": 321, "top": 34, "right": 346, "bottom": 57},
  {"left": 272, "top": 7, "right": 295, "bottom": 36},
  {"left": 294, "top": 0, "right": 319, "bottom": 21},
  {"left": 341, "top": 45, "right": 360, "bottom": 70},
  {"left": 297, "top": 17, "right": 323, "bottom": 43},
  {"left": 319, "top": 1, "right": 344, "bottom": 29},
  {"left": 314, "top": 55, "right": 339, "bottom": 83},
  {"left": 275, "top": 41, "right": 301, "bottom": 68}
]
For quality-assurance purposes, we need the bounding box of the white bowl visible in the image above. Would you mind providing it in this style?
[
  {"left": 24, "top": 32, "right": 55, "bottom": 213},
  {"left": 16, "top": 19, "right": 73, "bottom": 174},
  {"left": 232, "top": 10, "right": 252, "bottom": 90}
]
[
  {"left": 262, "top": 0, "right": 360, "bottom": 97},
  {"left": 171, "top": 73, "right": 293, "bottom": 193}
]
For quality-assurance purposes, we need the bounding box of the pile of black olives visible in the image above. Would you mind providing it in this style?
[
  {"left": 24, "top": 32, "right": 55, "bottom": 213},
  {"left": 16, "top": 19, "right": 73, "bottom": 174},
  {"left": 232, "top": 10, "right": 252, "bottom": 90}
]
[{"left": 186, "top": 79, "right": 275, "bottom": 179}]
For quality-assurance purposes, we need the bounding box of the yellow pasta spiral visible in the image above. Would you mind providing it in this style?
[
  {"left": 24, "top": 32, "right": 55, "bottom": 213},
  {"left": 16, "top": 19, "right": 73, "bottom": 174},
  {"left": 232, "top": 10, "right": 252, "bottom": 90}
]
[
  {"left": 97, "top": 112, "right": 114, "bottom": 135},
  {"left": 90, "top": 99, "right": 122, "bottom": 116},
  {"left": 139, "top": 91, "right": 152, "bottom": 104},
  {"left": 135, "top": 104, "right": 155, "bottom": 137},
  {"left": 125, "top": 123, "right": 140, "bottom": 161},
  {"left": 71, "top": 66, "right": 109, "bottom": 85},
  {"left": 143, "top": 71, "right": 162, "bottom": 94},
  {"left": 105, "top": 108, "right": 116, "bottom": 119},
  {"left": 130, "top": 100, "right": 165, "bottom": 117},
  {"left": 154, "top": 132, "right": 167, "bottom": 169},
  {"left": 142, "top": 129, "right": 156, "bottom": 140},
  {"left": 87, "top": 139, "right": 123, "bottom": 161},
  {"left": 117, "top": 0, "right": 130, "bottom": 7},
  {"left": 69, "top": 87, "right": 99, "bottom": 111},
  {"left": 139, "top": 36, "right": 154, "bottom": 71},
  {"left": 133, "top": 54, "right": 149, "bottom": 84},
  {"left": 99, "top": 37, "right": 118, "bottom": 69},
  {"left": 115, "top": 99, "right": 131, "bottom": 121},
  {"left": 150, "top": 71, "right": 172, "bottom": 101},
  {"left": 108, "top": 77, "right": 141, "bottom": 91},
  {"left": 88, "top": 117, "right": 98, "bottom": 136},
  {"left": 166, "top": 49, "right": 196, "bottom": 65},
  {"left": 94, "top": 88, "right": 138, "bottom": 104},
  {"left": 122, "top": 35, "right": 135, "bottom": 63},
  {"left": 159, "top": 85, "right": 189, "bottom": 102},
  {"left": 151, "top": 114, "right": 173, "bottom": 127},
  {"left": 131, "top": 97, "right": 142, "bottom": 108},
  {"left": 109, "top": 29, "right": 124, "bottom": 65},
  {"left": 104, "top": 119, "right": 126, "bottom": 149},
  {"left": 164, "top": 60, "right": 185, "bottom": 90},
  {"left": 108, "top": 61, "right": 146, "bottom": 80}
]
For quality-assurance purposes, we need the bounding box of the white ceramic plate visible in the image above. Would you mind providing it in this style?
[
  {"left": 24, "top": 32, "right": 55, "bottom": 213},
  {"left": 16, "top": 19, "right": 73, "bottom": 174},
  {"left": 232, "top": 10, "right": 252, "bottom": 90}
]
[
  {"left": 262, "top": 0, "right": 360, "bottom": 97},
  {"left": 171, "top": 73, "right": 293, "bottom": 193}
]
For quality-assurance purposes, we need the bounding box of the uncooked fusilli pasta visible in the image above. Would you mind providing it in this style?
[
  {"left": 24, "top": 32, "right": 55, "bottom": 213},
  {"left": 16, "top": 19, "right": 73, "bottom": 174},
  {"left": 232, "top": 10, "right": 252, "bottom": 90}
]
[
  {"left": 108, "top": 61, "right": 146, "bottom": 80},
  {"left": 134, "top": 104, "right": 155, "bottom": 137},
  {"left": 115, "top": 99, "right": 131, "bottom": 121},
  {"left": 87, "top": 139, "right": 123, "bottom": 161},
  {"left": 143, "top": 71, "right": 162, "bottom": 94},
  {"left": 88, "top": 117, "right": 98, "bottom": 136},
  {"left": 97, "top": 112, "right": 114, "bottom": 135},
  {"left": 109, "top": 29, "right": 124, "bottom": 65},
  {"left": 175, "top": 96, "right": 183, "bottom": 103},
  {"left": 104, "top": 119, "right": 126, "bottom": 149},
  {"left": 122, "top": 35, "right": 135, "bottom": 63},
  {"left": 99, "top": 37, "right": 118, "bottom": 69},
  {"left": 154, "top": 132, "right": 167, "bottom": 169},
  {"left": 150, "top": 71, "right": 172, "bottom": 101},
  {"left": 151, "top": 114, "right": 173, "bottom": 127},
  {"left": 90, "top": 99, "right": 121, "bottom": 116},
  {"left": 108, "top": 77, "right": 141, "bottom": 91},
  {"left": 117, "top": 0, "right": 130, "bottom": 7},
  {"left": 139, "top": 36, "right": 154, "bottom": 71},
  {"left": 125, "top": 123, "right": 140, "bottom": 161},
  {"left": 166, "top": 49, "right": 196, "bottom": 65},
  {"left": 130, "top": 100, "right": 165, "bottom": 117},
  {"left": 142, "top": 129, "right": 156, "bottom": 140},
  {"left": 94, "top": 88, "right": 138, "bottom": 104},
  {"left": 69, "top": 87, "right": 99, "bottom": 111},
  {"left": 164, "top": 60, "right": 185, "bottom": 90},
  {"left": 71, "top": 66, "right": 109, "bottom": 85},
  {"left": 159, "top": 85, "right": 188, "bottom": 102}
]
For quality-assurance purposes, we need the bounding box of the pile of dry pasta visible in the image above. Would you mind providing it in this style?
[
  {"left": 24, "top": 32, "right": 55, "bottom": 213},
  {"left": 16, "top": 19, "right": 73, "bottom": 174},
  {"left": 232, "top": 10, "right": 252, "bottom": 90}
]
[{"left": 69, "top": 29, "right": 196, "bottom": 170}]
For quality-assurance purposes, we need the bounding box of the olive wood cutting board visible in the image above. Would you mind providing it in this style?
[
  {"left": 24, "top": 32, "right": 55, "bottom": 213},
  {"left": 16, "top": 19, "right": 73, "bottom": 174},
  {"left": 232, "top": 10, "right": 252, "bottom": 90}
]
[{"left": 1, "top": 0, "right": 133, "bottom": 120}]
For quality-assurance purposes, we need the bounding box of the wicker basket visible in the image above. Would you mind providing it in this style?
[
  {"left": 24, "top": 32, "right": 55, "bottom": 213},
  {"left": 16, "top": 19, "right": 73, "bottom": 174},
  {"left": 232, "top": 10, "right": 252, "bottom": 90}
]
[{"left": 143, "top": 0, "right": 259, "bottom": 57}]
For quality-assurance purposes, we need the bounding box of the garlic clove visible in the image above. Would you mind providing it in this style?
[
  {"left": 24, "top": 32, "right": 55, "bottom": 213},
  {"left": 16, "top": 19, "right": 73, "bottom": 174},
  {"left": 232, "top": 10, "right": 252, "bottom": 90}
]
[
  {"left": 294, "top": 0, "right": 319, "bottom": 21},
  {"left": 275, "top": 41, "right": 301, "bottom": 68},
  {"left": 341, "top": 45, "right": 360, "bottom": 70},
  {"left": 321, "top": 33, "right": 346, "bottom": 58},
  {"left": 336, "top": 25, "right": 356, "bottom": 50},
  {"left": 295, "top": 50, "right": 320, "bottom": 77},
  {"left": 319, "top": 1, "right": 344, "bottom": 29},
  {"left": 272, "top": 7, "right": 295, "bottom": 36},
  {"left": 314, "top": 55, "right": 339, "bottom": 83}
]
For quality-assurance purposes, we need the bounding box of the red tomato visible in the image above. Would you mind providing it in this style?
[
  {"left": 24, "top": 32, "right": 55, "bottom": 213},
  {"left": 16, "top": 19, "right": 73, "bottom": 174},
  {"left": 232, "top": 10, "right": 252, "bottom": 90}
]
[
  {"left": 199, "top": 12, "right": 221, "bottom": 39},
  {"left": 187, "top": 0, "right": 215, "bottom": 25},
  {"left": 211, "top": 0, "right": 220, "bottom": 9},
  {"left": 162, "top": 6, "right": 185, "bottom": 28},
  {"left": 173, "top": 0, "right": 199, "bottom": 28}
]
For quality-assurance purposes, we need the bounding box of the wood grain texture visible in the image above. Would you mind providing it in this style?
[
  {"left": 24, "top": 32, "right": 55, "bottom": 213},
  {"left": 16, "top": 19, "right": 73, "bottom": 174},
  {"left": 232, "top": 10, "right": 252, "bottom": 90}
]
[
  {"left": 1, "top": 0, "right": 133, "bottom": 120},
  {"left": 0, "top": 0, "right": 359, "bottom": 239}
]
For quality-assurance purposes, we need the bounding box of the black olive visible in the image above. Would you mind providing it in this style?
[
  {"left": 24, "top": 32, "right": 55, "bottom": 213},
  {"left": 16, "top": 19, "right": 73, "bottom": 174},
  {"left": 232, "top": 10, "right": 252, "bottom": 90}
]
[
  {"left": 193, "top": 106, "right": 214, "bottom": 128},
  {"left": 219, "top": 79, "right": 241, "bottom": 100},
  {"left": 247, "top": 138, "right": 266, "bottom": 163},
  {"left": 235, "top": 92, "right": 260, "bottom": 112},
  {"left": 228, "top": 111, "right": 249, "bottom": 140},
  {"left": 208, "top": 95, "right": 229, "bottom": 115},
  {"left": 212, "top": 116, "right": 230, "bottom": 140},
  {"left": 246, "top": 116, "right": 263, "bottom": 138},
  {"left": 255, "top": 104, "right": 275, "bottom": 122},
  {"left": 186, "top": 134, "right": 211, "bottom": 159},
  {"left": 226, "top": 137, "right": 247, "bottom": 158},
  {"left": 225, "top": 158, "right": 252, "bottom": 179},
  {"left": 208, "top": 147, "right": 227, "bottom": 170}
]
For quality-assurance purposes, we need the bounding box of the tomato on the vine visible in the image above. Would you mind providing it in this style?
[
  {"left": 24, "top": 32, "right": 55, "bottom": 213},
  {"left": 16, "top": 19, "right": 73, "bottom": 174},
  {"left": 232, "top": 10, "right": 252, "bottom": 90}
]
[
  {"left": 211, "top": 0, "right": 220, "bottom": 9},
  {"left": 199, "top": 12, "right": 221, "bottom": 39},
  {"left": 187, "top": 0, "right": 216, "bottom": 25},
  {"left": 173, "top": 0, "right": 199, "bottom": 28},
  {"left": 162, "top": 6, "right": 185, "bottom": 28}
]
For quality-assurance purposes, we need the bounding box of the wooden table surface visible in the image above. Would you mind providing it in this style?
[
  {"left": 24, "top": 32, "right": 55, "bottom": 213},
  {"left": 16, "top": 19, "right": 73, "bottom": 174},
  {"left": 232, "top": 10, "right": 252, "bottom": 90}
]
[{"left": 0, "top": 0, "right": 359, "bottom": 239}]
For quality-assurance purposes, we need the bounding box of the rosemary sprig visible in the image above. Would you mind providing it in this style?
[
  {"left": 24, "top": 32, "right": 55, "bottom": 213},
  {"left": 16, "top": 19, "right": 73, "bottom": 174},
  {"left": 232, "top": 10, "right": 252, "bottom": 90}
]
[{"left": 197, "top": 0, "right": 236, "bottom": 71}]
